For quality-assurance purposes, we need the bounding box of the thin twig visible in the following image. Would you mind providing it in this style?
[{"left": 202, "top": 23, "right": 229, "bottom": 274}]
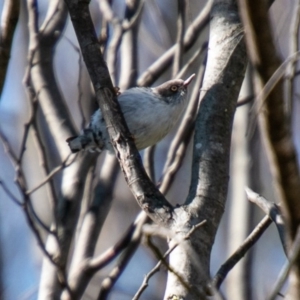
[
  {"left": 133, "top": 220, "right": 207, "bottom": 300},
  {"left": 137, "top": 0, "right": 213, "bottom": 86},
  {"left": 0, "top": 127, "right": 59, "bottom": 266},
  {"left": 27, "top": 199, "right": 52, "bottom": 233},
  {"left": 237, "top": 95, "right": 254, "bottom": 107},
  {"left": 100, "top": 0, "right": 143, "bottom": 87},
  {"left": 247, "top": 51, "right": 300, "bottom": 138},
  {"left": 122, "top": 0, "right": 144, "bottom": 31},
  {"left": 267, "top": 226, "right": 300, "bottom": 300},
  {"left": 98, "top": 218, "right": 146, "bottom": 271},
  {"left": 238, "top": 0, "right": 300, "bottom": 244},
  {"left": 119, "top": 0, "right": 143, "bottom": 90},
  {"left": 245, "top": 187, "right": 287, "bottom": 254},
  {"left": 96, "top": 213, "right": 147, "bottom": 300},
  {"left": 0, "top": 0, "right": 20, "bottom": 95},
  {"left": 99, "top": 18, "right": 109, "bottom": 54},
  {"left": 143, "top": 146, "right": 156, "bottom": 182},
  {"left": 284, "top": 0, "right": 300, "bottom": 124},
  {"left": 77, "top": 46, "right": 85, "bottom": 129},
  {"left": 211, "top": 215, "right": 272, "bottom": 290},
  {"left": 0, "top": 179, "right": 22, "bottom": 206},
  {"left": 106, "top": 18, "right": 123, "bottom": 86},
  {"left": 172, "top": 0, "right": 185, "bottom": 77},
  {"left": 1, "top": 108, "right": 67, "bottom": 288},
  {"left": 26, "top": 153, "right": 74, "bottom": 195},
  {"left": 160, "top": 57, "right": 206, "bottom": 194},
  {"left": 176, "top": 42, "right": 208, "bottom": 79}
]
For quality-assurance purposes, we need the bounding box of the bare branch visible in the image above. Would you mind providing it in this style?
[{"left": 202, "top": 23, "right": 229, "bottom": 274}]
[
  {"left": 22, "top": 1, "right": 59, "bottom": 210},
  {"left": 160, "top": 56, "right": 206, "bottom": 194},
  {"left": 237, "top": 0, "right": 300, "bottom": 293},
  {"left": 24, "top": 2, "right": 100, "bottom": 298},
  {"left": 172, "top": 0, "right": 185, "bottom": 77},
  {"left": 163, "top": 0, "right": 247, "bottom": 298},
  {"left": 89, "top": 212, "right": 148, "bottom": 272},
  {"left": 143, "top": 146, "right": 156, "bottom": 182},
  {"left": 0, "top": 128, "right": 62, "bottom": 279},
  {"left": 0, "top": 0, "right": 20, "bottom": 96},
  {"left": 97, "top": 213, "right": 146, "bottom": 300},
  {"left": 119, "top": 0, "right": 143, "bottom": 90},
  {"left": 284, "top": 0, "right": 300, "bottom": 124},
  {"left": 137, "top": 0, "right": 212, "bottom": 87},
  {"left": 26, "top": 154, "right": 74, "bottom": 196},
  {"left": 64, "top": 0, "right": 174, "bottom": 225},
  {"left": 176, "top": 42, "right": 208, "bottom": 79},
  {"left": 268, "top": 226, "right": 300, "bottom": 300},
  {"left": 245, "top": 187, "right": 287, "bottom": 254},
  {"left": 237, "top": 0, "right": 300, "bottom": 242},
  {"left": 27, "top": 0, "right": 75, "bottom": 160},
  {"left": 0, "top": 179, "right": 22, "bottom": 206},
  {"left": 212, "top": 215, "right": 272, "bottom": 290},
  {"left": 236, "top": 94, "right": 254, "bottom": 107},
  {"left": 104, "top": 14, "right": 123, "bottom": 85},
  {"left": 61, "top": 154, "right": 119, "bottom": 299},
  {"left": 133, "top": 221, "right": 207, "bottom": 300}
]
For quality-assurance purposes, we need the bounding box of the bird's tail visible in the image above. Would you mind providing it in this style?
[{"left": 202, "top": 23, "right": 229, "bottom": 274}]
[{"left": 66, "top": 129, "right": 102, "bottom": 153}]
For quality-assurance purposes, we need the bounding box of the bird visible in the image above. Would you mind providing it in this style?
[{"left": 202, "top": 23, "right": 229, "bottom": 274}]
[{"left": 66, "top": 74, "right": 195, "bottom": 154}]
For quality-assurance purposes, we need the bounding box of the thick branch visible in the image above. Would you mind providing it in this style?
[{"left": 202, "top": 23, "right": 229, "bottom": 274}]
[
  {"left": 163, "top": 1, "right": 247, "bottom": 298},
  {"left": 64, "top": 0, "right": 174, "bottom": 225},
  {"left": 186, "top": 0, "right": 246, "bottom": 243},
  {"left": 0, "top": 0, "right": 20, "bottom": 96}
]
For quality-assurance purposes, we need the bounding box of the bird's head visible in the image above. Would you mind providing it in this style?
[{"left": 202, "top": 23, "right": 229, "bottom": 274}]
[{"left": 152, "top": 74, "right": 195, "bottom": 104}]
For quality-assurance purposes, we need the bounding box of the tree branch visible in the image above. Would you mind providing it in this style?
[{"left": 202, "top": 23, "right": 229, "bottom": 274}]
[
  {"left": 133, "top": 220, "right": 207, "bottom": 300},
  {"left": 237, "top": 0, "right": 300, "bottom": 238},
  {"left": 245, "top": 187, "right": 287, "bottom": 254},
  {"left": 137, "top": 0, "right": 212, "bottom": 87},
  {"left": 96, "top": 215, "right": 145, "bottom": 300},
  {"left": 237, "top": 0, "right": 300, "bottom": 296},
  {"left": 0, "top": 0, "right": 20, "bottom": 96},
  {"left": 163, "top": 0, "right": 247, "bottom": 298},
  {"left": 172, "top": 0, "right": 185, "bottom": 77},
  {"left": 268, "top": 226, "right": 300, "bottom": 300},
  {"left": 64, "top": 0, "right": 174, "bottom": 225},
  {"left": 212, "top": 215, "right": 272, "bottom": 290}
]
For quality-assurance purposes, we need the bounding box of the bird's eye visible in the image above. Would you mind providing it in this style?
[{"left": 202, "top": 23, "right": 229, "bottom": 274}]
[{"left": 170, "top": 85, "right": 178, "bottom": 92}]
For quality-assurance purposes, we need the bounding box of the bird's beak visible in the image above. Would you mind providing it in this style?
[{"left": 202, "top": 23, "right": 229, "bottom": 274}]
[{"left": 183, "top": 74, "right": 196, "bottom": 87}]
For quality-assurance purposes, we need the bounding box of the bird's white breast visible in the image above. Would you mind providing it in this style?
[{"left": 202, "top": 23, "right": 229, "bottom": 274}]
[
  {"left": 90, "top": 87, "right": 188, "bottom": 151},
  {"left": 119, "top": 88, "right": 187, "bottom": 149}
]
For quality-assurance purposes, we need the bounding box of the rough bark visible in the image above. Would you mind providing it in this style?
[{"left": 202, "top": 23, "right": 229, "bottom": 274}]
[{"left": 163, "top": 0, "right": 247, "bottom": 299}]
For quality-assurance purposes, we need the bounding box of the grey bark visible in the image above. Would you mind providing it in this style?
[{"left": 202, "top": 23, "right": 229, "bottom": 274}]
[{"left": 163, "top": 0, "right": 247, "bottom": 298}]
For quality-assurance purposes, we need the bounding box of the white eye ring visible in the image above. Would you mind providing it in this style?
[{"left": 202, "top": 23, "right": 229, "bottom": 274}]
[{"left": 171, "top": 85, "right": 178, "bottom": 92}]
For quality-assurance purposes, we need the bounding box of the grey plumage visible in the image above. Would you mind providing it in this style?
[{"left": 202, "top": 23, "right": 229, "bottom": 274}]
[{"left": 67, "top": 75, "right": 195, "bottom": 153}]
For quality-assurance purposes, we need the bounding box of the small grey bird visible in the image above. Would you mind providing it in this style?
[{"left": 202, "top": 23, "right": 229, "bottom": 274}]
[{"left": 67, "top": 74, "right": 195, "bottom": 153}]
